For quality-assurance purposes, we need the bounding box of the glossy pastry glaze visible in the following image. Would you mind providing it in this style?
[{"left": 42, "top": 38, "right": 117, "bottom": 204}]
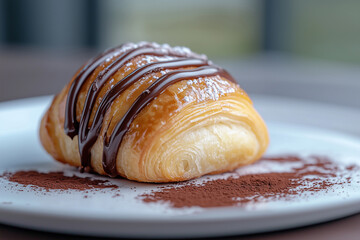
[{"left": 40, "top": 42, "right": 269, "bottom": 182}]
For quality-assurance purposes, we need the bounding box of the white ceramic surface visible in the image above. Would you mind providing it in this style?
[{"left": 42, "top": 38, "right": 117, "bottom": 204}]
[{"left": 0, "top": 95, "right": 360, "bottom": 238}]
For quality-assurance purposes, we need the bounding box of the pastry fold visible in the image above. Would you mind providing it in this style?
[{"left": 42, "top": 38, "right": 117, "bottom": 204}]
[{"left": 40, "top": 42, "right": 269, "bottom": 182}]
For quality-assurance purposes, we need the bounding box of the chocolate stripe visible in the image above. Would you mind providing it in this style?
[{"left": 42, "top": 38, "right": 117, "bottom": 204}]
[
  {"left": 65, "top": 42, "right": 159, "bottom": 138},
  {"left": 65, "top": 43, "right": 205, "bottom": 139},
  {"left": 64, "top": 46, "right": 123, "bottom": 138}
]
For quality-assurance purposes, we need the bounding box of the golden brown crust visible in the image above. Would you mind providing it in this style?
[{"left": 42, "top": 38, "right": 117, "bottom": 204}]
[{"left": 40, "top": 48, "right": 269, "bottom": 182}]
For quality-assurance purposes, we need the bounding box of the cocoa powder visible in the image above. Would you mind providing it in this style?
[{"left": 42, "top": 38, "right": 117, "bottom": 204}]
[
  {"left": 0, "top": 155, "right": 358, "bottom": 209},
  {"left": 1, "top": 171, "right": 119, "bottom": 191},
  {"left": 140, "top": 155, "right": 358, "bottom": 208}
]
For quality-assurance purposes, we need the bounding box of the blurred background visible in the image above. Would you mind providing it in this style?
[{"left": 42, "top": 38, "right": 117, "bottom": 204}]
[{"left": 0, "top": 0, "right": 359, "bottom": 108}]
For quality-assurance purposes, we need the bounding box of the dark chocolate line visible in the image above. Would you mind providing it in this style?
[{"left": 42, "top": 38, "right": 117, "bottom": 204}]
[
  {"left": 64, "top": 45, "right": 124, "bottom": 138},
  {"left": 102, "top": 66, "right": 234, "bottom": 176},
  {"left": 65, "top": 42, "right": 158, "bottom": 138},
  {"left": 78, "top": 58, "right": 209, "bottom": 169}
]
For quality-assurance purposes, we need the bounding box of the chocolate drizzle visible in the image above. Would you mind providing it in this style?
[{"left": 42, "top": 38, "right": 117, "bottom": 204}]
[
  {"left": 64, "top": 42, "right": 236, "bottom": 176},
  {"left": 65, "top": 45, "right": 124, "bottom": 138}
]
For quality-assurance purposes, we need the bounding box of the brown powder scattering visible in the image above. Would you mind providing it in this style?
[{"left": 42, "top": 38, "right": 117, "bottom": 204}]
[
  {"left": 346, "top": 165, "right": 357, "bottom": 171},
  {"left": 141, "top": 155, "right": 358, "bottom": 208},
  {"left": 1, "top": 171, "right": 119, "bottom": 191},
  {"left": 112, "top": 193, "right": 121, "bottom": 198}
]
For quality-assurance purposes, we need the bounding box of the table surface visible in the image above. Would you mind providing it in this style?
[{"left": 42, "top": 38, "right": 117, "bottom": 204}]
[
  {"left": 1, "top": 214, "right": 360, "bottom": 240},
  {"left": 1, "top": 47, "right": 360, "bottom": 239}
]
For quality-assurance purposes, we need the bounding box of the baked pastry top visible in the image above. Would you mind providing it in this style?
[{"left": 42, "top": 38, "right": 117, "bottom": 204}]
[{"left": 40, "top": 42, "right": 269, "bottom": 182}]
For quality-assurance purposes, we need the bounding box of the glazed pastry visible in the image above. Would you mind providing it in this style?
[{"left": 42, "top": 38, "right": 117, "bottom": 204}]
[{"left": 40, "top": 42, "right": 269, "bottom": 182}]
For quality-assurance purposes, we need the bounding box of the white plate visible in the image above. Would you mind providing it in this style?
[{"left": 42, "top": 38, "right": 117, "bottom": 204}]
[{"left": 0, "top": 95, "right": 360, "bottom": 238}]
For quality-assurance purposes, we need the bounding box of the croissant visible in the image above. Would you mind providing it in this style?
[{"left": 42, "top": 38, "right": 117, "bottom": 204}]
[{"left": 40, "top": 42, "right": 269, "bottom": 182}]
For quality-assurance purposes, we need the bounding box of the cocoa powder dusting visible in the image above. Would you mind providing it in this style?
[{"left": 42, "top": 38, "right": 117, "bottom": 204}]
[
  {"left": 1, "top": 171, "right": 118, "bottom": 191},
  {"left": 140, "top": 155, "right": 359, "bottom": 208},
  {"left": 0, "top": 155, "right": 358, "bottom": 209}
]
